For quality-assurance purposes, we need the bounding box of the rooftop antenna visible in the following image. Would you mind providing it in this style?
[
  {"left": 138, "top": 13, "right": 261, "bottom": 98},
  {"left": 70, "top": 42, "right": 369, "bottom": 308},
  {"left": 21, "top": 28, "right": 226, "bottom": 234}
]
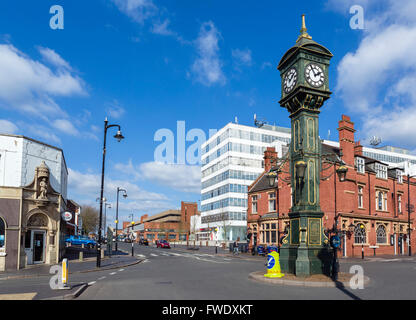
[
  {"left": 254, "top": 113, "right": 267, "bottom": 128},
  {"left": 327, "top": 129, "right": 331, "bottom": 140},
  {"left": 369, "top": 136, "right": 382, "bottom": 147},
  {"left": 235, "top": 116, "right": 238, "bottom": 124}
]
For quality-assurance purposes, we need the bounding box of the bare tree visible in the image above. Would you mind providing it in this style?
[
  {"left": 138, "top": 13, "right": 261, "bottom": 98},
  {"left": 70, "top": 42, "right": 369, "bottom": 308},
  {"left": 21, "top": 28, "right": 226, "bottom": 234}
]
[{"left": 80, "top": 205, "right": 99, "bottom": 235}]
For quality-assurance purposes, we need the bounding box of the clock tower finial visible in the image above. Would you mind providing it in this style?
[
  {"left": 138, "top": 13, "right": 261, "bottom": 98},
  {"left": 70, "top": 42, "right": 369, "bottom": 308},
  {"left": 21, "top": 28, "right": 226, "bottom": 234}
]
[{"left": 297, "top": 14, "right": 312, "bottom": 42}]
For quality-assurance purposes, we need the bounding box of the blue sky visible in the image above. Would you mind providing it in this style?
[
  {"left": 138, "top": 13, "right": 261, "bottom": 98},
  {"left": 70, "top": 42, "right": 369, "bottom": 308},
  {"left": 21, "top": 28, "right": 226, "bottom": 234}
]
[{"left": 1, "top": 0, "right": 415, "bottom": 226}]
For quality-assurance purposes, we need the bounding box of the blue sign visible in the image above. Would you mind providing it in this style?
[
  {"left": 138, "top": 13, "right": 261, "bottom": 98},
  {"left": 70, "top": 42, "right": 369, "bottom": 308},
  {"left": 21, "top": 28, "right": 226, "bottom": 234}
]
[
  {"left": 267, "top": 255, "right": 275, "bottom": 269},
  {"left": 330, "top": 235, "right": 341, "bottom": 248}
]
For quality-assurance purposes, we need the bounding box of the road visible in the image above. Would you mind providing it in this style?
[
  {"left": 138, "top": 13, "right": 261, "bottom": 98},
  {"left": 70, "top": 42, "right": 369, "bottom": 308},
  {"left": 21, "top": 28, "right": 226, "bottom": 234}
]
[{"left": 77, "top": 242, "right": 416, "bottom": 300}]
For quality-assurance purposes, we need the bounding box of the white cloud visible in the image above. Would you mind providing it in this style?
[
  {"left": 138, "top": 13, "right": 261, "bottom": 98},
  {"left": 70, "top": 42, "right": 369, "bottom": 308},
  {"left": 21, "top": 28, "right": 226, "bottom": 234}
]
[
  {"left": 0, "top": 119, "right": 18, "bottom": 134},
  {"left": 232, "top": 48, "right": 252, "bottom": 69},
  {"left": 334, "top": 0, "right": 416, "bottom": 148},
  {"left": 191, "top": 21, "right": 226, "bottom": 86},
  {"left": 106, "top": 102, "right": 126, "bottom": 119},
  {"left": 112, "top": 0, "right": 158, "bottom": 24},
  {"left": 67, "top": 168, "right": 170, "bottom": 214},
  {"left": 0, "top": 44, "right": 86, "bottom": 120},
  {"left": 38, "top": 47, "right": 71, "bottom": 70},
  {"left": 151, "top": 19, "right": 175, "bottom": 36},
  {"left": 52, "top": 119, "right": 80, "bottom": 136},
  {"left": 114, "top": 160, "right": 201, "bottom": 193},
  {"left": 139, "top": 162, "right": 201, "bottom": 193}
]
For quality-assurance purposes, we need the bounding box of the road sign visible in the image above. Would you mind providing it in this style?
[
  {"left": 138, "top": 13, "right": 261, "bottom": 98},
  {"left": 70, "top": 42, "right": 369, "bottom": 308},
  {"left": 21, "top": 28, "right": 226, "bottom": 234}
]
[{"left": 330, "top": 235, "right": 341, "bottom": 248}]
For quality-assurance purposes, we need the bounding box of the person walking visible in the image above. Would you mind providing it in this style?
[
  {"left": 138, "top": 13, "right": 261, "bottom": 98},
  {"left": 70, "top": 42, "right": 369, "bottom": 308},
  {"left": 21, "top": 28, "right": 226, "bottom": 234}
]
[{"left": 233, "top": 237, "right": 240, "bottom": 255}]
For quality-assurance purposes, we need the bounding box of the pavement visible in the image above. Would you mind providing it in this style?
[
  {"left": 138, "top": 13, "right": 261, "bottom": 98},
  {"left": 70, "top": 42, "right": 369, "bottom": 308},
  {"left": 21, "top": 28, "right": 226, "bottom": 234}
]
[{"left": 0, "top": 248, "right": 141, "bottom": 300}]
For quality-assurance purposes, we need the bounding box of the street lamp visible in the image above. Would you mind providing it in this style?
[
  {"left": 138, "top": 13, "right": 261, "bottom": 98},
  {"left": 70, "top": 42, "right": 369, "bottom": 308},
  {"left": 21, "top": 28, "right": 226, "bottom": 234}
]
[
  {"left": 115, "top": 187, "right": 128, "bottom": 252},
  {"left": 331, "top": 165, "right": 349, "bottom": 281},
  {"left": 267, "top": 170, "right": 281, "bottom": 253},
  {"left": 407, "top": 174, "right": 415, "bottom": 256},
  {"left": 97, "top": 117, "right": 125, "bottom": 268}
]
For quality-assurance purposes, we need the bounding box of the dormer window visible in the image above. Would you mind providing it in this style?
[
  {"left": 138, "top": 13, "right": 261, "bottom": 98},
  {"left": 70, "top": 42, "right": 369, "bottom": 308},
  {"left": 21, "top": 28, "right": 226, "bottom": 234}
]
[
  {"left": 396, "top": 170, "right": 403, "bottom": 183},
  {"left": 355, "top": 157, "right": 365, "bottom": 174},
  {"left": 375, "top": 163, "right": 387, "bottom": 179}
]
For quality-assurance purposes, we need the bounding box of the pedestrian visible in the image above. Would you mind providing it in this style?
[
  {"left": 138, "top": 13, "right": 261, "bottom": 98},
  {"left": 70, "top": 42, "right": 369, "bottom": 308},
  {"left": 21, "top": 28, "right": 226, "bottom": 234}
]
[{"left": 233, "top": 237, "right": 240, "bottom": 255}]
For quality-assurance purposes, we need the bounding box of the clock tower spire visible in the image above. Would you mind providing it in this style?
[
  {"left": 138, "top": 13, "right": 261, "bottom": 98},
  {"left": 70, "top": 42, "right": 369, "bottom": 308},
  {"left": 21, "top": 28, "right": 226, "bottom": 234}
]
[{"left": 297, "top": 14, "right": 312, "bottom": 42}]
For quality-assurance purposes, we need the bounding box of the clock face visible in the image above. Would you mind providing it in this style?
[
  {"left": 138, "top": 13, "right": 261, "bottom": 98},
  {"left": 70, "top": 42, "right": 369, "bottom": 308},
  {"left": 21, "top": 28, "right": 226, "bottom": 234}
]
[
  {"left": 305, "top": 63, "right": 325, "bottom": 88},
  {"left": 283, "top": 68, "right": 297, "bottom": 94}
]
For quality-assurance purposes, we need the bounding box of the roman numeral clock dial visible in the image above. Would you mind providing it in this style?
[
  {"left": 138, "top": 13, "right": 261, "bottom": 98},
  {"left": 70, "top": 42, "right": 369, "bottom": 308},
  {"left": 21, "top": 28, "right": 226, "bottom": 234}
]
[
  {"left": 283, "top": 68, "right": 297, "bottom": 94},
  {"left": 305, "top": 63, "right": 324, "bottom": 88}
]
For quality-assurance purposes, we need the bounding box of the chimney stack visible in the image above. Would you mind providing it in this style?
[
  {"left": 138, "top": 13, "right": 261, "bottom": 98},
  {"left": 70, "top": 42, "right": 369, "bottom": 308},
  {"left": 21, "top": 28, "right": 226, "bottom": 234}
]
[
  {"left": 264, "top": 147, "right": 277, "bottom": 173},
  {"left": 337, "top": 115, "right": 356, "bottom": 167}
]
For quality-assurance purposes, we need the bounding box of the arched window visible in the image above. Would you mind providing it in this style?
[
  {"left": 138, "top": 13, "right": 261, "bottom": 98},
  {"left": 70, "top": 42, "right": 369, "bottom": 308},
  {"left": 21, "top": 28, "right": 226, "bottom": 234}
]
[
  {"left": 354, "top": 224, "right": 366, "bottom": 244},
  {"left": 376, "top": 225, "right": 387, "bottom": 244},
  {"left": 0, "top": 218, "right": 5, "bottom": 248}
]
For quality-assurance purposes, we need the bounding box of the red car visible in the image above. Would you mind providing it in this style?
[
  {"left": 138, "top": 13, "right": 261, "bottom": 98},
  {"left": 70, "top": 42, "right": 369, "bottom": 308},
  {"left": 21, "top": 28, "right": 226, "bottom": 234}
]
[{"left": 157, "top": 240, "right": 171, "bottom": 249}]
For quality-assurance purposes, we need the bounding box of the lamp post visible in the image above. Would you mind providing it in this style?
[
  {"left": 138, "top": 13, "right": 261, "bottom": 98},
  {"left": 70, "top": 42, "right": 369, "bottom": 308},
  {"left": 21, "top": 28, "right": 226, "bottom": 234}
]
[
  {"left": 115, "top": 187, "right": 127, "bottom": 252},
  {"left": 130, "top": 215, "right": 135, "bottom": 257},
  {"left": 267, "top": 170, "right": 280, "bottom": 253},
  {"left": 407, "top": 174, "right": 415, "bottom": 256},
  {"left": 97, "top": 118, "right": 124, "bottom": 268},
  {"left": 104, "top": 202, "right": 111, "bottom": 239},
  {"left": 331, "top": 165, "right": 348, "bottom": 281}
]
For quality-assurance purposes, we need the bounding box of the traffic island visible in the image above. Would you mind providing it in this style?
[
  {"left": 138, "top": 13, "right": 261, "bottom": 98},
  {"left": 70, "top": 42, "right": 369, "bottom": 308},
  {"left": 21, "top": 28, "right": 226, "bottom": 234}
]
[{"left": 249, "top": 271, "right": 370, "bottom": 288}]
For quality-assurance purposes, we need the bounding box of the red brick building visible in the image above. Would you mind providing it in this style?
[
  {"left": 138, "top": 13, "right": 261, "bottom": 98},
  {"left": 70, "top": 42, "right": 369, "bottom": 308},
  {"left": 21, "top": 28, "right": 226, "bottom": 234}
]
[
  {"left": 125, "top": 202, "right": 199, "bottom": 243},
  {"left": 247, "top": 115, "right": 415, "bottom": 257}
]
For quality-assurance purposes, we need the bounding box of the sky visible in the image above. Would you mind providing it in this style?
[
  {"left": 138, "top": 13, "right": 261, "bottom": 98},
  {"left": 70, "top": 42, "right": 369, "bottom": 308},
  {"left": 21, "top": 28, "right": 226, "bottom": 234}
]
[{"left": 1, "top": 0, "right": 416, "bottom": 227}]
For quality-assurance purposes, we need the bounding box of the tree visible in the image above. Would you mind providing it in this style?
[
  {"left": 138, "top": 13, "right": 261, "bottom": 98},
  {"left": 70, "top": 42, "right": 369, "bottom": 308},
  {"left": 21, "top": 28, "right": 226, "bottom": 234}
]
[{"left": 80, "top": 205, "right": 99, "bottom": 235}]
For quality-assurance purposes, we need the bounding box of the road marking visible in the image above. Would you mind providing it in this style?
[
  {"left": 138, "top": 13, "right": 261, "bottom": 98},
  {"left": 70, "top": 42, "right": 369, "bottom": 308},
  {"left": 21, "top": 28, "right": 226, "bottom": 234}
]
[
  {"left": 118, "top": 269, "right": 125, "bottom": 272},
  {"left": 161, "top": 253, "right": 169, "bottom": 256},
  {"left": 109, "top": 272, "right": 116, "bottom": 275},
  {"left": 88, "top": 281, "right": 96, "bottom": 285},
  {"left": 136, "top": 254, "right": 146, "bottom": 258},
  {"left": 143, "top": 259, "right": 150, "bottom": 263},
  {"left": 223, "top": 258, "right": 232, "bottom": 261},
  {"left": 150, "top": 253, "right": 158, "bottom": 257},
  {"left": 170, "top": 252, "right": 182, "bottom": 256},
  {"left": 98, "top": 276, "right": 106, "bottom": 280}
]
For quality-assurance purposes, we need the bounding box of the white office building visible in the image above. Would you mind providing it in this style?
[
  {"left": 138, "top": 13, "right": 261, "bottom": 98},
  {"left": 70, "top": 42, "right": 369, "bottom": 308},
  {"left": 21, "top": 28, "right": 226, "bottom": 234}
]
[{"left": 200, "top": 122, "right": 291, "bottom": 242}]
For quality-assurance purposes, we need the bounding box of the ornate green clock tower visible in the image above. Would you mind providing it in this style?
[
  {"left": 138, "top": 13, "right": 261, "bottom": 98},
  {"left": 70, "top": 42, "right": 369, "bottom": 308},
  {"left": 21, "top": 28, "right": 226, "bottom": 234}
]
[{"left": 278, "top": 15, "right": 333, "bottom": 276}]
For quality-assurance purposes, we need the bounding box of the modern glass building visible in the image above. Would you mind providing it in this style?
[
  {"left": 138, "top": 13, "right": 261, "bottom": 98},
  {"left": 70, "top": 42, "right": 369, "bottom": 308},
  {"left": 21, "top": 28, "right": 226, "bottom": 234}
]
[{"left": 200, "top": 122, "right": 291, "bottom": 241}]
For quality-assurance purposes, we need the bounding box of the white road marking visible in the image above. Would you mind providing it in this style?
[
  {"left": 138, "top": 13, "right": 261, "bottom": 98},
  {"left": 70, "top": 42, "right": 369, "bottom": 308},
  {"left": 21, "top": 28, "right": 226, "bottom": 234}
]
[
  {"left": 150, "top": 253, "right": 158, "bottom": 257},
  {"left": 161, "top": 253, "right": 169, "bottom": 256},
  {"left": 98, "top": 276, "right": 106, "bottom": 280},
  {"left": 88, "top": 281, "right": 96, "bottom": 286},
  {"left": 223, "top": 258, "right": 232, "bottom": 261},
  {"left": 169, "top": 252, "right": 182, "bottom": 256},
  {"left": 136, "top": 254, "right": 146, "bottom": 258},
  {"left": 143, "top": 259, "right": 150, "bottom": 263},
  {"left": 109, "top": 272, "right": 116, "bottom": 275},
  {"left": 118, "top": 268, "right": 125, "bottom": 272}
]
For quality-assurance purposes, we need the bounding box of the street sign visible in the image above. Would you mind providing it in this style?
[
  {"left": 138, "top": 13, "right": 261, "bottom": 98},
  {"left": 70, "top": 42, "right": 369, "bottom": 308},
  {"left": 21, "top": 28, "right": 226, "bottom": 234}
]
[
  {"left": 62, "top": 211, "right": 72, "bottom": 222},
  {"left": 330, "top": 235, "right": 341, "bottom": 248}
]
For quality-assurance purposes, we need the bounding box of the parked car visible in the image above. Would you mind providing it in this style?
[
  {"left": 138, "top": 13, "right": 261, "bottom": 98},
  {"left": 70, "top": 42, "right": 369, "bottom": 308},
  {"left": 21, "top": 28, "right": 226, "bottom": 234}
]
[
  {"left": 157, "top": 240, "right": 171, "bottom": 249},
  {"left": 139, "top": 239, "right": 149, "bottom": 246},
  {"left": 65, "top": 235, "right": 96, "bottom": 249}
]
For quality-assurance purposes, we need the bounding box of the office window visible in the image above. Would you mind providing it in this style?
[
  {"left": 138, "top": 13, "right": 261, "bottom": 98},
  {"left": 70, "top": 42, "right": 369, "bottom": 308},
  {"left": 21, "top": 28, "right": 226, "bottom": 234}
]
[
  {"left": 376, "top": 225, "right": 387, "bottom": 244},
  {"left": 252, "top": 195, "right": 258, "bottom": 213},
  {"left": 268, "top": 192, "right": 276, "bottom": 212},
  {"left": 355, "top": 157, "right": 365, "bottom": 174},
  {"left": 354, "top": 224, "right": 366, "bottom": 244},
  {"left": 376, "top": 190, "right": 387, "bottom": 211},
  {"left": 398, "top": 194, "right": 403, "bottom": 214},
  {"left": 358, "top": 186, "right": 364, "bottom": 208},
  {"left": 0, "top": 218, "right": 5, "bottom": 248},
  {"left": 375, "top": 163, "right": 387, "bottom": 179},
  {"left": 397, "top": 170, "right": 403, "bottom": 183}
]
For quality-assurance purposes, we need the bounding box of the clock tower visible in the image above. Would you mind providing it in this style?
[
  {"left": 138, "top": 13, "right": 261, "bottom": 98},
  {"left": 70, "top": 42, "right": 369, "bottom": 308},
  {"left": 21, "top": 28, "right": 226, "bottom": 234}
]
[{"left": 278, "top": 15, "right": 333, "bottom": 276}]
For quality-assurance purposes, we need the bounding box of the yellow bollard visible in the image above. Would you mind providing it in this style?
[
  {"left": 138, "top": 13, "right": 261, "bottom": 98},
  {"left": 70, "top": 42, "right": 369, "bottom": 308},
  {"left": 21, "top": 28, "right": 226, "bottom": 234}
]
[
  {"left": 61, "top": 258, "right": 70, "bottom": 289},
  {"left": 264, "top": 251, "right": 284, "bottom": 278}
]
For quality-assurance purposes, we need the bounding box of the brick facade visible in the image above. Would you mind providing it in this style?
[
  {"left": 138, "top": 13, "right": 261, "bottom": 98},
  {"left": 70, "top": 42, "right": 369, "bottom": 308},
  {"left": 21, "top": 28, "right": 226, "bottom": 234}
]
[{"left": 247, "top": 115, "right": 415, "bottom": 258}]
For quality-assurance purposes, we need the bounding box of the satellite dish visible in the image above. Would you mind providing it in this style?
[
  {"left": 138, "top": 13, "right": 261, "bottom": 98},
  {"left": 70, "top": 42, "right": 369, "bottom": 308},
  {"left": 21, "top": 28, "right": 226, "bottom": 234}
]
[{"left": 369, "top": 136, "right": 382, "bottom": 146}]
